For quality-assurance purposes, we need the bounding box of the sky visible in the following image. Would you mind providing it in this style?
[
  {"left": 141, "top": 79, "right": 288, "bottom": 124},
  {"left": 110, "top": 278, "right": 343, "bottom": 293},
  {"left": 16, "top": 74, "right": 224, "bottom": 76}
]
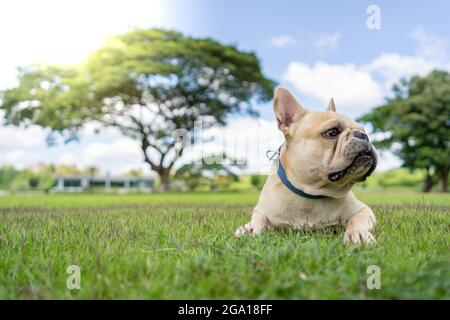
[{"left": 0, "top": 0, "right": 449, "bottom": 175}]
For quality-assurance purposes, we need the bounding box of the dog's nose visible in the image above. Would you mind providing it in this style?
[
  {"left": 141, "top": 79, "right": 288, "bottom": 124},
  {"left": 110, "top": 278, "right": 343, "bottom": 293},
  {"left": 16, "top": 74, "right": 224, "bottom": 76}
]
[{"left": 352, "top": 130, "right": 368, "bottom": 141}]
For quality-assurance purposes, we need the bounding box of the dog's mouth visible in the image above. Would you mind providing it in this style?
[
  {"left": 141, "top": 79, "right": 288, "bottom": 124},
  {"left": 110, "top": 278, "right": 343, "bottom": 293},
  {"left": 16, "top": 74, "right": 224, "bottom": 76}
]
[{"left": 328, "top": 147, "right": 377, "bottom": 183}]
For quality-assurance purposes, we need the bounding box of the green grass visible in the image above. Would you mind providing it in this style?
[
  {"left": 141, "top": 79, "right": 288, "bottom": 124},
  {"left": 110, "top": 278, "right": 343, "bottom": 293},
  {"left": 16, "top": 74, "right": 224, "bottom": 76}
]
[{"left": 0, "top": 191, "right": 448, "bottom": 299}]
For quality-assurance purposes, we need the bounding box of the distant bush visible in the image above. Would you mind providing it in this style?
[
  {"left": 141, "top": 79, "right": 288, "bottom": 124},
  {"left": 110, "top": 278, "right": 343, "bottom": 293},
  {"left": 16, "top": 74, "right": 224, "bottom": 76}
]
[
  {"left": 250, "top": 174, "right": 266, "bottom": 190},
  {"left": 359, "top": 168, "right": 424, "bottom": 190},
  {"left": 378, "top": 169, "right": 423, "bottom": 188},
  {"left": 0, "top": 164, "right": 55, "bottom": 192}
]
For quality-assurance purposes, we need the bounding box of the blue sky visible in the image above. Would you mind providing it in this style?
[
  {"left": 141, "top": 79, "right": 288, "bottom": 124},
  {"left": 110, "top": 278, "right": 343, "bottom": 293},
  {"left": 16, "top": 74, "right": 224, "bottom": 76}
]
[
  {"left": 0, "top": 0, "right": 449, "bottom": 174},
  {"left": 178, "top": 0, "right": 449, "bottom": 65},
  {"left": 164, "top": 0, "right": 450, "bottom": 117}
]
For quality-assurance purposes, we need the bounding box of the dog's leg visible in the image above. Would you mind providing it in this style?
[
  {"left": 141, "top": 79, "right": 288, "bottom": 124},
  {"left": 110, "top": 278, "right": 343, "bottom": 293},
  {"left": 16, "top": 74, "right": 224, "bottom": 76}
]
[
  {"left": 235, "top": 211, "right": 270, "bottom": 237},
  {"left": 343, "top": 204, "right": 376, "bottom": 246}
]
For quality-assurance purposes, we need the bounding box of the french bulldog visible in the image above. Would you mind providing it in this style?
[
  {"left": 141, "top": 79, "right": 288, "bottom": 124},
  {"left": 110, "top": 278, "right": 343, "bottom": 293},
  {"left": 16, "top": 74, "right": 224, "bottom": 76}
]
[{"left": 235, "top": 87, "right": 377, "bottom": 246}]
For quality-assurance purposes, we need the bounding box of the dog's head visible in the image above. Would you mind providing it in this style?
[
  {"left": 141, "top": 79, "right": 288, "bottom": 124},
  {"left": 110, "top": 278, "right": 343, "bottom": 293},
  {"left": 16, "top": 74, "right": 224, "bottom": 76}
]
[{"left": 274, "top": 87, "right": 377, "bottom": 197}]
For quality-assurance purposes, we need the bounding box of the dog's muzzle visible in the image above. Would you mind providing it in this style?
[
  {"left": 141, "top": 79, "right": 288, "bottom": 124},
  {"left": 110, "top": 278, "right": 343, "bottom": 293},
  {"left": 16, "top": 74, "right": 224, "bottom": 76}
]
[{"left": 328, "top": 145, "right": 377, "bottom": 182}]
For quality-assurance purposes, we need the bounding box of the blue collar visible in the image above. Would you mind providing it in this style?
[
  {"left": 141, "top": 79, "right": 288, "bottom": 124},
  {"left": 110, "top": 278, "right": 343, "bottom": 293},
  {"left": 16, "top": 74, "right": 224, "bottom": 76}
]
[{"left": 277, "top": 160, "right": 327, "bottom": 200}]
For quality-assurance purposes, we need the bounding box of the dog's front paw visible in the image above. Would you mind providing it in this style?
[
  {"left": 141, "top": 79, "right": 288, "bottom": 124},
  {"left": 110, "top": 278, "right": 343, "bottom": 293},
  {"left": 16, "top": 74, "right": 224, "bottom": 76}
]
[
  {"left": 234, "top": 223, "right": 254, "bottom": 237},
  {"left": 235, "top": 222, "right": 265, "bottom": 237},
  {"left": 235, "top": 215, "right": 270, "bottom": 237},
  {"left": 234, "top": 225, "right": 248, "bottom": 237},
  {"left": 343, "top": 229, "right": 376, "bottom": 246}
]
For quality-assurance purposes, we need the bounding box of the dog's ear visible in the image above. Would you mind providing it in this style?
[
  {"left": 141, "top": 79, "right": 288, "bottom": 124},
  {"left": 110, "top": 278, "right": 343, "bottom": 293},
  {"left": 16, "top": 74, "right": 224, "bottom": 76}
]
[
  {"left": 326, "top": 97, "right": 336, "bottom": 112},
  {"left": 273, "top": 87, "right": 307, "bottom": 136}
]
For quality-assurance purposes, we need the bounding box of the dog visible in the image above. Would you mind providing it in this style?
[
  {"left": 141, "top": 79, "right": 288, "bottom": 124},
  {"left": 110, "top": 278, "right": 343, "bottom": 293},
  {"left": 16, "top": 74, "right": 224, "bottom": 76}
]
[{"left": 235, "top": 87, "right": 377, "bottom": 246}]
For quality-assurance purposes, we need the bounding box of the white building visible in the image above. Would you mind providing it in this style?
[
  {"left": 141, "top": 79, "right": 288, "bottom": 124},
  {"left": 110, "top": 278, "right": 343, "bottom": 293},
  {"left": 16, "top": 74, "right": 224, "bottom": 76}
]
[{"left": 54, "top": 175, "right": 154, "bottom": 192}]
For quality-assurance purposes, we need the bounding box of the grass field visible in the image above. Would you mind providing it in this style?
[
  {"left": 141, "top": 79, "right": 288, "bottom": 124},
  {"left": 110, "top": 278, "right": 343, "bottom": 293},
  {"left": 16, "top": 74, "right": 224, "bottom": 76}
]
[{"left": 0, "top": 191, "right": 448, "bottom": 299}]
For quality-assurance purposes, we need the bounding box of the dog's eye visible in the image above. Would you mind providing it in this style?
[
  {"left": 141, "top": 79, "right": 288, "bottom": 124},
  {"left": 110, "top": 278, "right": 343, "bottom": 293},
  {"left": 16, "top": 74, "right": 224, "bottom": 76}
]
[{"left": 323, "top": 128, "right": 341, "bottom": 138}]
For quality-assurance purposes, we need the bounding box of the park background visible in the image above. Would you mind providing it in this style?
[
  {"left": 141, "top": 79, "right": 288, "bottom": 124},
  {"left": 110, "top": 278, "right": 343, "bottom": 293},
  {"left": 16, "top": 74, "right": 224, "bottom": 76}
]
[
  {"left": 0, "top": 0, "right": 448, "bottom": 299},
  {"left": 0, "top": 0, "right": 449, "bottom": 193}
]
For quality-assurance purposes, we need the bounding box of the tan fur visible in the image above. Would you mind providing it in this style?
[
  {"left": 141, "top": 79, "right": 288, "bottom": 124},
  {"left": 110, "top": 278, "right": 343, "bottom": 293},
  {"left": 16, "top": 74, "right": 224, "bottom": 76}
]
[{"left": 235, "top": 87, "right": 377, "bottom": 246}]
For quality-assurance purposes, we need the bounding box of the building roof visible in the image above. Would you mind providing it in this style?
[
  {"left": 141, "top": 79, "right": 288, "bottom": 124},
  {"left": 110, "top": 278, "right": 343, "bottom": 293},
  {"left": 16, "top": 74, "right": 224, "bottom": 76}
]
[{"left": 56, "top": 175, "right": 154, "bottom": 182}]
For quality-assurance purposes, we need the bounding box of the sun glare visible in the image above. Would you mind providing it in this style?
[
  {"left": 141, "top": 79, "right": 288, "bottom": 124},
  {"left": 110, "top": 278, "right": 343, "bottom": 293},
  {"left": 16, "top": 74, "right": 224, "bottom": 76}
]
[{"left": 0, "top": 0, "right": 168, "bottom": 88}]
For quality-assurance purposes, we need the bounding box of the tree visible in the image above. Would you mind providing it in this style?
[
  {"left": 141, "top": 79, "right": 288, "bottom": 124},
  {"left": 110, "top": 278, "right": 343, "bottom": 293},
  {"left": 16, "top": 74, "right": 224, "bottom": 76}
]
[
  {"left": 0, "top": 165, "right": 20, "bottom": 189},
  {"left": 0, "top": 164, "right": 55, "bottom": 192},
  {"left": 173, "top": 166, "right": 206, "bottom": 191},
  {"left": 0, "top": 29, "right": 275, "bottom": 191},
  {"left": 28, "top": 174, "right": 40, "bottom": 189},
  {"left": 359, "top": 70, "right": 450, "bottom": 192},
  {"left": 174, "top": 153, "right": 245, "bottom": 191},
  {"left": 123, "top": 168, "right": 144, "bottom": 177},
  {"left": 250, "top": 174, "right": 266, "bottom": 190},
  {"left": 250, "top": 174, "right": 261, "bottom": 190},
  {"left": 84, "top": 166, "right": 101, "bottom": 177}
]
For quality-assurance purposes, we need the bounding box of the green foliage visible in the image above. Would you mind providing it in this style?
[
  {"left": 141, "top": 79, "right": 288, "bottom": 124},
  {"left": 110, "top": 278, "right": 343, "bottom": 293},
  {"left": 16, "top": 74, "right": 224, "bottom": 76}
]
[
  {"left": 33, "top": 169, "right": 55, "bottom": 192},
  {"left": 376, "top": 169, "right": 424, "bottom": 188},
  {"left": 250, "top": 174, "right": 260, "bottom": 188},
  {"left": 0, "top": 165, "right": 20, "bottom": 189},
  {"left": 122, "top": 168, "right": 144, "bottom": 177},
  {"left": 0, "top": 165, "right": 55, "bottom": 191},
  {"left": 0, "top": 164, "right": 107, "bottom": 192},
  {"left": 28, "top": 174, "right": 40, "bottom": 189},
  {"left": 361, "top": 168, "right": 425, "bottom": 189},
  {"left": 174, "top": 154, "right": 246, "bottom": 191},
  {"left": 250, "top": 174, "right": 266, "bottom": 190},
  {"left": 0, "top": 65, "right": 91, "bottom": 144},
  {"left": 359, "top": 70, "right": 450, "bottom": 192},
  {"left": 53, "top": 164, "right": 102, "bottom": 176},
  {"left": 0, "top": 29, "right": 275, "bottom": 189},
  {"left": 9, "top": 173, "right": 30, "bottom": 191}
]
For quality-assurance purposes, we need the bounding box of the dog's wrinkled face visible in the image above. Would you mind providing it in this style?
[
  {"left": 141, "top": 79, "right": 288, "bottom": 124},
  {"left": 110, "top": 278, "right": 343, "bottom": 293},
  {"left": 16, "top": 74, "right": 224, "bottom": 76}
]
[{"left": 274, "top": 88, "right": 377, "bottom": 192}]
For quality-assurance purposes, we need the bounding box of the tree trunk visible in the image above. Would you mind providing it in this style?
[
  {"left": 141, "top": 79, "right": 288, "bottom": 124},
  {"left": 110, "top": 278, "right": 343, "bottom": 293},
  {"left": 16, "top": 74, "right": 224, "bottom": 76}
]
[
  {"left": 157, "top": 168, "right": 171, "bottom": 192},
  {"left": 439, "top": 165, "right": 449, "bottom": 192},
  {"left": 140, "top": 139, "right": 172, "bottom": 192},
  {"left": 422, "top": 168, "right": 433, "bottom": 193}
]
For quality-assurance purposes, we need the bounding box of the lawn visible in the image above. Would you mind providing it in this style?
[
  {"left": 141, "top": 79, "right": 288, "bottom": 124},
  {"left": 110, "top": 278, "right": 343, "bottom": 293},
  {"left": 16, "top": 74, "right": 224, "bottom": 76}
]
[{"left": 0, "top": 191, "right": 448, "bottom": 299}]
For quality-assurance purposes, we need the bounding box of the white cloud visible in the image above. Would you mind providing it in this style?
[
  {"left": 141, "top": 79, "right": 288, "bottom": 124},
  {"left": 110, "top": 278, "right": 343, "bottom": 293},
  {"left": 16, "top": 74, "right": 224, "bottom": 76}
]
[
  {"left": 411, "top": 27, "right": 448, "bottom": 62},
  {"left": 284, "top": 28, "right": 450, "bottom": 115},
  {"left": 280, "top": 27, "right": 450, "bottom": 172},
  {"left": 269, "top": 35, "right": 298, "bottom": 47},
  {"left": 0, "top": 117, "right": 283, "bottom": 175},
  {"left": 55, "top": 147, "right": 149, "bottom": 176},
  {"left": 313, "top": 32, "right": 341, "bottom": 56},
  {"left": 0, "top": 125, "right": 48, "bottom": 148},
  {"left": 0, "top": 115, "right": 401, "bottom": 174},
  {"left": 82, "top": 138, "right": 140, "bottom": 161},
  {"left": 3, "top": 150, "right": 44, "bottom": 169},
  {"left": 376, "top": 150, "right": 403, "bottom": 172},
  {"left": 363, "top": 53, "right": 437, "bottom": 92},
  {"left": 58, "top": 153, "right": 78, "bottom": 166},
  {"left": 283, "top": 54, "right": 446, "bottom": 115},
  {"left": 71, "top": 138, "right": 145, "bottom": 174},
  {"left": 284, "top": 62, "right": 384, "bottom": 112},
  {"left": 0, "top": 122, "right": 146, "bottom": 174}
]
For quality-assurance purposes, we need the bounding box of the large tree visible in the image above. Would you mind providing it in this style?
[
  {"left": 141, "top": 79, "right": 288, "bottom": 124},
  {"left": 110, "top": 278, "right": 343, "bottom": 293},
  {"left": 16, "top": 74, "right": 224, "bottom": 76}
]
[
  {"left": 0, "top": 29, "right": 275, "bottom": 191},
  {"left": 359, "top": 70, "right": 450, "bottom": 192}
]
